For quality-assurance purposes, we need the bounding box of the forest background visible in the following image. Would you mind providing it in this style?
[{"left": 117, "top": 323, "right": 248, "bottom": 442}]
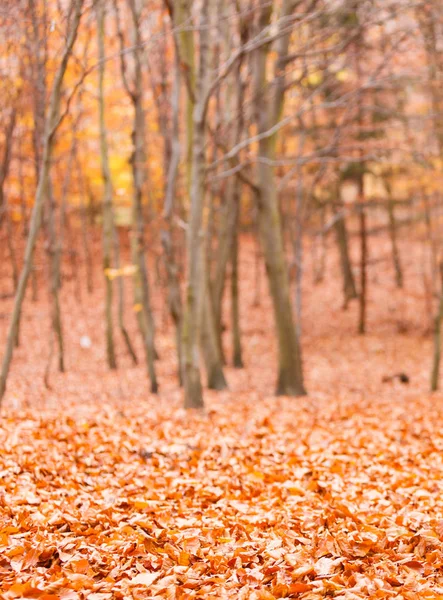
[{"left": 1, "top": 1, "right": 443, "bottom": 598}]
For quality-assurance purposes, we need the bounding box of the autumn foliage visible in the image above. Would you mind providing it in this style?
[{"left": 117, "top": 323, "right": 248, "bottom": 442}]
[
  {"left": 1, "top": 237, "right": 443, "bottom": 598},
  {"left": 2, "top": 391, "right": 443, "bottom": 599},
  {"left": 2, "top": 0, "right": 443, "bottom": 596}
]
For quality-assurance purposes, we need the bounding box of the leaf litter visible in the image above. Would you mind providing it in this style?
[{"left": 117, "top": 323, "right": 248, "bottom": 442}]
[{"left": 1, "top": 235, "right": 443, "bottom": 598}]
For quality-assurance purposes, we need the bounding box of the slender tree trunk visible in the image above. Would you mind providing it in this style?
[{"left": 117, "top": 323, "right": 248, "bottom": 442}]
[
  {"left": 18, "top": 141, "right": 29, "bottom": 238},
  {"left": 5, "top": 209, "right": 19, "bottom": 292},
  {"left": 431, "top": 263, "right": 443, "bottom": 391},
  {"left": 253, "top": 1, "right": 305, "bottom": 396},
  {"left": 161, "top": 51, "right": 184, "bottom": 385},
  {"left": 46, "top": 182, "right": 65, "bottom": 372},
  {"left": 231, "top": 186, "right": 243, "bottom": 368},
  {"left": 358, "top": 205, "right": 367, "bottom": 335},
  {"left": 182, "top": 108, "right": 206, "bottom": 407},
  {"left": 384, "top": 179, "right": 403, "bottom": 288},
  {"left": 156, "top": 21, "right": 184, "bottom": 384},
  {"left": 212, "top": 177, "right": 238, "bottom": 355},
  {"left": 161, "top": 229, "right": 183, "bottom": 384},
  {"left": 114, "top": 0, "right": 158, "bottom": 392},
  {"left": 418, "top": 5, "right": 443, "bottom": 386},
  {"left": 28, "top": 0, "right": 48, "bottom": 305},
  {"left": 333, "top": 202, "right": 357, "bottom": 308},
  {"left": 356, "top": 30, "right": 367, "bottom": 335},
  {"left": 293, "top": 132, "right": 306, "bottom": 338},
  {"left": 0, "top": 108, "right": 19, "bottom": 292},
  {"left": 96, "top": 0, "right": 117, "bottom": 370},
  {"left": 423, "top": 191, "right": 438, "bottom": 294},
  {"left": 173, "top": 0, "right": 195, "bottom": 188},
  {"left": 60, "top": 144, "right": 81, "bottom": 302},
  {"left": 131, "top": 0, "right": 158, "bottom": 369},
  {"left": 113, "top": 228, "right": 138, "bottom": 365},
  {"left": 211, "top": 13, "right": 248, "bottom": 356},
  {"left": 130, "top": 101, "right": 158, "bottom": 393},
  {"left": 0, "top": 108, "right": 17, "bottom": 231},
  {"left": 201, "top": 271, "right": 228, "bottom": 389},
  {"left": 253, "top": 209, "right": 262, "bottom": 307},
  {"left": 257, "top": 160, "right": 306, "bottom": 395},
  {"left": 76, "top": 157, "right": 94, "bottom": 294},
  {"left": 58, "top": 144, "right": 75, "bottom": 289},
  {"left": 313, "top": 200, "right": 327, "bottom": 284},
  {"left": 0, "top": 0, "right": 84, "bottom": 402},
  {"left": 181, "top": 0, "right": 213, "bottom": 408}
]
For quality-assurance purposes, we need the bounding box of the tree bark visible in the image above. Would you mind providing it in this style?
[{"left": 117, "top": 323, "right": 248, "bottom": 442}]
[
  {"left": 431, "top": 263, "right": 443, "bottom": 391},
  {"left": 384, "top": 178, "right": 403, "bottom": 288},
  {"left": 5, "top": 208, "right": 19, "bottom": 292},
  {"left": 113, "top": 228, "right": 138, "bottom": 365},
  {"left": 173, "top": 0, "right": 195, "bottom": 188},
  {"left": 181, "top": 0, "right": 213, "bottom": 408},
  {"left": 231, "top": 184, "right": 243, "bottom": 368},
  {"left": 46, "top": 182, "right": 65, "bottom": 372},
  {"left": 0, "top": 107, "right": 17, "bottom": 231},
  {"left": 253, "top": 0, "right": 306, "bottom": 396},
  {"left": 96, "top": 0, "right": 118, "bottom": 370},
  {"left": 201, "top": 271, "right": 228, "bottom": 389},
  {"left": 0, "top": 107, "right": 19, "bottom": 293},
  {"left": 333, "top": 193, "right": 358, "bottom": 308},
  {"left": 358, "top": 204, "right": 367, "bottom": 335},
  {"left": 115, "top": 0, "right": 158, "bottom": 392},
  {"left": 76, "top": 155, "right": 94, "bottom": 294},
  {"left": 160, "top": 32, "right": 184, "bottom": 385},
  {"left": 130, "top": 98, "right": 158, "bottom": 393}
]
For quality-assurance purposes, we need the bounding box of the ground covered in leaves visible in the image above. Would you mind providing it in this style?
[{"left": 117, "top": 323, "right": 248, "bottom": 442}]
[{"left": 1, "top": 234, "right": 443, "bottom": 598}]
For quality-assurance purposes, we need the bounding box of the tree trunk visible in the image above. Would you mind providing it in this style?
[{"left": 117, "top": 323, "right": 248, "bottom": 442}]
[
  {"left": 312, "top": 201, "right": 327, "bottom": 284},
  {"left": 114, "top": 0, "right": 158, "bottom": 392},
  {"left": 173, "top": 0, "right": 195, "bottom": 188},
  {"left": 356, "top": 31, "right": 367, "bottom": 335},
  {"left": 182, "top": 104, "right": 206, "bottom": 406},
  {"left": 333, "top": 201, "right": 358, "bottom": 308},
  {"left": 431, "top": 263, "right": 443, "bottom": 391},
  {"left": 293, "top": 141, "right": 305, "bottom": 338},
  {"left": 212, "top": 176, "right": 238, "bottom": 355},
  {"left": 253, "top": 1, "right": 306, "bottom": 396},
  {"left": 181, "top": 0, "right": 213, "bottom": 408},
  {"left": 5, "top": 208, "right": 19, "bottom": 292},
  {"left": 253, "top": 209, "right": 262, "bottom": 307},
  {"left": 0, "top": 108, "right": 19, "bottom": 292},
  {"left": 211, "top": 12, "right": 248, "bottom": 357},
  {"left": 130, "top": 99, "right": 158, "bottom": 393},
  {"left": 96, "top": 0, "right": 117, "bottom": 370},
  {"left": 231, "top": 187, "right": 243, "bottom": 368},
  {"left": 76, "top": 156, "right": 94, "bottom": 294},
  {"left": 161, "top": 229, "right": 183, "bottom": 384},
  {"left": 257, "top": 160, "right": 306, "bottom": 395},
  {"left": 18, "top": 147, "right": 29, "bottom": 238},
  {"left": 114, "top": 228, "right": 138, "bottom": 365},
  {"left": 46, "top": 182, "right": 65, "bottom": 372},
  {"left": 384, "top": 179, "right": 403, "bottom": 288},
  {"left": 358, "top": 205, "right": 367, "bottom": 335},
  {"left": 201, "top": 273, "right": 227, "bottom": 390},
  {"left": 0, "top": 108, "right": 17, "bottom": 231},
  {"left": 161, "top": 44, "right": 183, "bottom": 385}
]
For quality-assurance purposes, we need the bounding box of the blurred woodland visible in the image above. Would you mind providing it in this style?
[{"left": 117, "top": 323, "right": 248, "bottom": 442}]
[
  {"left": 2, "top": 0, "right": 443, "bottom": 407},
  {"left": 2, "top": 2, "right": 443, "bottom": 597}
]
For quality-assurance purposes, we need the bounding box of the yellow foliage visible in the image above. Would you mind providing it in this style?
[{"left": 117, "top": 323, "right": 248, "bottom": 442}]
[
  {"left": 303, "top": 72, "right": 323, "bottom": 87},
  {"left": 104, "top": 265, "right": 138, "bottom": 280},
  {"left": 336, "top": 69, "right": 350, "bottom": 82}
]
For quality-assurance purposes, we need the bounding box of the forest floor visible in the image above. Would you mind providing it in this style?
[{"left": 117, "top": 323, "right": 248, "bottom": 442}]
[{"left": 1, "top": 232, "right": 443, "bottom": 599}]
